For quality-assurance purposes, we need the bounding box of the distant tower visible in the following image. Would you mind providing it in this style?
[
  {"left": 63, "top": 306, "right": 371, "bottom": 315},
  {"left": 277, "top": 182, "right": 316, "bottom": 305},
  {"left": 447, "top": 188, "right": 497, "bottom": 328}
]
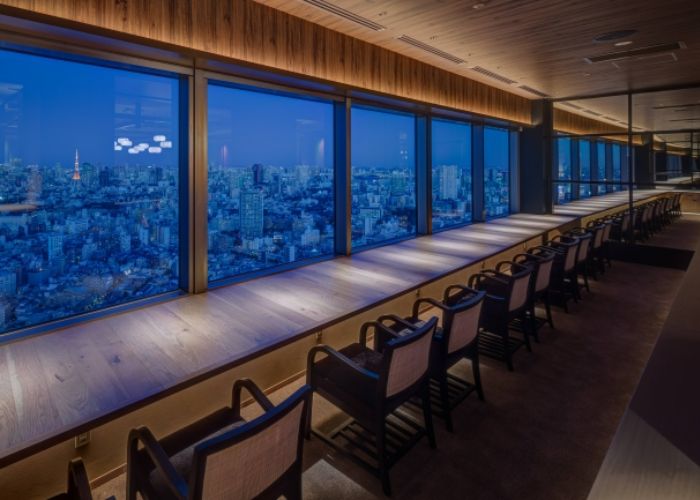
[{"left": 72, "top": 149, "right": 81, "bottom": 181}]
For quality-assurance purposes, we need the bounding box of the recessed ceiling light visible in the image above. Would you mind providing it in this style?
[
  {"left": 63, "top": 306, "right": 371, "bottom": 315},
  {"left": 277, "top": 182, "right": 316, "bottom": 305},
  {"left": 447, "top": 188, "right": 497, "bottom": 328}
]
[
  {"left": 472, "top": 2, "right": 488, "bottom": 9},
  {"left": 583, "top": 72, "right": 591, "bottom": 77},
  {"left": 614, "top": 40, "right": 634, "bottom": 47}
]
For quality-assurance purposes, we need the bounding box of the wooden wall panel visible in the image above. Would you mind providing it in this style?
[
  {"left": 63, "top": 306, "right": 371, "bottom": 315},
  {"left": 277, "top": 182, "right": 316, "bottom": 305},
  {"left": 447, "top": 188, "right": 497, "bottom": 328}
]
[
  {"left": 554, "top": 108, "right": 627, "bottom": 136},
  {"left": 0, "top": 0, "right": 532, "bottom": 122},
  {"left": 553, "top": 108, "right": 642, "bottom": 144}
]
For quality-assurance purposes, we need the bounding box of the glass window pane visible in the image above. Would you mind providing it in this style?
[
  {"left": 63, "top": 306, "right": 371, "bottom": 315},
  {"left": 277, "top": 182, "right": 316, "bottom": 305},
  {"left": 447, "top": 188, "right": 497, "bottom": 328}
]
[
  {"left": 555, "top": 137, "right": 572, "bottom": 204},
  {"left": 612, "top": 143, "right": 622, "bottom": 191},
  {"left": 431, "top": 119, "right": 472, "bottom": 230},
  {"left": 351, "top": 106, "right": 416, "bottom": 248},
  {"left": 484, "top": 127, "right": 509, "bottom": 218},
  {"left": 597, "top": 141, "right": 607, "bottom": 194},
  {"left": 0, "top": 48, "right": 180, "bottom": 335},
  {"left": 207, "top": 84, "right": 335, "bottom": 282},
  {"left": 579, "top": 140, "right": 591, "bottom": 198}
]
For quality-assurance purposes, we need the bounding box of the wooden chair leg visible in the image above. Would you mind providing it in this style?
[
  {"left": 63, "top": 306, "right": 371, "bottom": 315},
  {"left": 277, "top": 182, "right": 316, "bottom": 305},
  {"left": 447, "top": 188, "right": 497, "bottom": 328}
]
[
  {"left": 376, "top": 419, "right": 391, "bottom": 496},
  {"left": 423, "top": 387, "right": 437, "bottom": 448},
  {"left": 471, "top": 351, "right": 485, "bottom": 402},
  {"left": 529, "top": 303, "right": 539, "bottom": 343},
  {"left": 522, "top": 313, "right": 532, "bottom": 353},
  {"left": 503, "top": 334, "right": 514, "bottom": 372},
  {"left": 438, "top": 375, "right": 453, "bottom": 433},
  {"left": 544, "top": 293, "right": 554, "bottom": 329}
]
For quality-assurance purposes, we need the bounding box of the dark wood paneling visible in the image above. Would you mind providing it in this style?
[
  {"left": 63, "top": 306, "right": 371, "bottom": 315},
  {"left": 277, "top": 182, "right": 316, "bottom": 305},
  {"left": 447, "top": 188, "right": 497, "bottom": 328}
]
[{"left": 0, "top": 0, "right": 532, "bottom": 123}]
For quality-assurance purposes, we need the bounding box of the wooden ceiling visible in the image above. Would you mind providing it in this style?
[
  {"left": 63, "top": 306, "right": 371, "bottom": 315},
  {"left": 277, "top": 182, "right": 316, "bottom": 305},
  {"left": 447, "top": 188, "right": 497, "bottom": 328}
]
[{"left": 258, "top": 0, "right": 700, "bottom": 131}]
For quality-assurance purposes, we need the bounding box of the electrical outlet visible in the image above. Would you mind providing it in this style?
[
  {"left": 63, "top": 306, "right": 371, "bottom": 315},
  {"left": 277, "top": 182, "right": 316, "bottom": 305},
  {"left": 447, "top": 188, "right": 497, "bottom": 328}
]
[
  {"left": 75, "top": 432, "right": 90, "bottom": 449},
  {"left": 315, "top": 330, "right": 323, "bottom": 344},
  {"left": 415, "top": 288, "right": 421, "bottom": 298}
]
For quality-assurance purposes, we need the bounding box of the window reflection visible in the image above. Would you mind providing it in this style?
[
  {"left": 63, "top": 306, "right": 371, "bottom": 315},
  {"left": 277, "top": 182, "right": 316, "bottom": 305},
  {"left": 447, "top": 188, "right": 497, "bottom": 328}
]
[
  {"left": 556, "top": 137, "right": 572, "bottom": 204},
  {"left": 0, "top": 48, "right": 180, "bottom": 334},
  {"left": 484, "top": 127, "right": 509, "bottom": 218},
  {"left": 579, "top": 140, "right": 591, "bottom": 198},
  {"left": 432, "top": 119, "right": 472, "bottom": 230},
  {"left": 207, "top": 84, "right": 334, "bottom": 282},
  {"left": 351, "top": 106, "right": 416, "bottom": 248},
  {"left": 597, "top": 141, "right": 607, "bottom": 194}
]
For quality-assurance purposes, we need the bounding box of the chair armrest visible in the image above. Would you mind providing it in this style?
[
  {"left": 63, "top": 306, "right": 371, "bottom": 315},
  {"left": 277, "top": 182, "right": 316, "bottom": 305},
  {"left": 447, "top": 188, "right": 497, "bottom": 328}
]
[
  {"left": 412, "top": 297, "right": 447, "bottom": 319},
  {"left": 232, "top": 378, "right": 274, "bottom": 416},
  {"left": 307, "top": 345, "right": 379, "bottom": 381},
  {"left": 359, "top": 320, "right": 400, "bottom": 347},
  {"left": 66, "top": 458, "right": 93, "bottom": 500},
  {"left": 128, "top": 427, "right": 187, "bottom": 500},
  {"left": 443, "top": 284, "right": 477, "bottom": 302},
  {"left": 378, "top": 314, "right": 419, "bottom": 331}
]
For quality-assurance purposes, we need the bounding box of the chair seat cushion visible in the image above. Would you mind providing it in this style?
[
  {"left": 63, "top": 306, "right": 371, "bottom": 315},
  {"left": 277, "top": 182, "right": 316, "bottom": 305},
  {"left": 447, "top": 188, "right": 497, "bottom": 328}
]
[{"left": 147, "top": 418, "right": 245, "bottom": 499}]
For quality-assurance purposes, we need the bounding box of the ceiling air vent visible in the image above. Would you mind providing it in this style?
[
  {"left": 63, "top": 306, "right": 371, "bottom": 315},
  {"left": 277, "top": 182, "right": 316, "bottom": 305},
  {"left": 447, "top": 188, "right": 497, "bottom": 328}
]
[
  {"left": 518, "top": 85, "right": 550, "bottom": 98},
  {"left": 561, "top": 102, "right": 584, "bottom": 110},
  {"left": 396, "top": 35, "right": 465, "bottom": 64},
  {"left": 302, "top": 0, "right": 386, "bottom": 31},
  {"left": 584, "top": 42, "right": 686, "bottom": 63},
  {"left": 469, "top": 66, "right": 517, "bottom": 85},
  {"left": 584, "top": 110, "right": 603, "bottom": 117},
  {"left": 653, "top": 103, "right": 700, "bottom": 110}
]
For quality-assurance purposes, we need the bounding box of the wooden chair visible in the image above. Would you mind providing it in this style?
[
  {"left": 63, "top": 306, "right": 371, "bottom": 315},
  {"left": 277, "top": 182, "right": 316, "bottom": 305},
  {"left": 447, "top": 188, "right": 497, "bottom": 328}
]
[
  {"left": 514, "top": 245, "right": 557, "bottom": 338},
  {"left": 126, "top": 379, "right": 311, "bottom": 500},
  {"left": 596, "top": 218, "right": 614, "bottom": 271},
  {"left": 307, "top": 316, "right": 438, "bottom": 496},
  {"left": 567, "top": 228, "right": 593, "bottom": 292},
  {"left": 585, "top": 220, "right": 606, "bottom": 278},
  {"left": 469, "top": 261, "right": 534, "bottom": 371},
  {"left": 48, "top": 458, "right": 111, "bottom": 500},
  {"left": 548, "top": 234, "right": 580, "bottom": 311},
  {"left": 403, "top": 287, "right": 486, "bottom": 432},
  {"left": 611, "top": 211, "right": 631, "bottom": 243}
]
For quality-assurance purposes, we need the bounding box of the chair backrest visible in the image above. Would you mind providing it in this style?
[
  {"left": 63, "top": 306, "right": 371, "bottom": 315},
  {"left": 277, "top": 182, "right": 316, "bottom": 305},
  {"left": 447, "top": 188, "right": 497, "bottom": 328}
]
[
  {"left": 382, "top": 317, "right": 438, "bottom": 398},
  {"left": 508, "top": 266, "right": 532, "bottom": 312},
  {"left": 527, "top": 247, "right": 556, "bottom": 293},
  {"left": 620, "top": 212, "right": 630, "bottom": 232},
  {"left": 189, "top": 386, "right": 310, "bottom": 500},
  {"left": 551, "top": 236, "right": 578, "bottom": 272},
  {"left": 442, "top": 290, "right": 485, "bottom": 354},
  {"left": 601, "top": 220, "right": 612, "bottom": 242},
  {"left": 575, "top": 233, "right": 591, "bottom": 263}
]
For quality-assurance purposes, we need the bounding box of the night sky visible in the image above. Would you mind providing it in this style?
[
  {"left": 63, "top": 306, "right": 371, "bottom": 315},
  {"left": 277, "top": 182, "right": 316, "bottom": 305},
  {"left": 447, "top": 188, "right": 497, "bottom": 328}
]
[
  {"left": 0, "top": 48, "right": 179, "bottom": 168},
  {"left": 1, "top": 47, "right": 509, "bottom": 171}
]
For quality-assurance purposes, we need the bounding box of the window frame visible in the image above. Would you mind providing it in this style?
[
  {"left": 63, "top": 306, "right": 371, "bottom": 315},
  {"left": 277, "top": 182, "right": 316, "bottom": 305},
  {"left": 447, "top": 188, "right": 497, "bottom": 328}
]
[
  {"left": 348, "top": 102, "right": 421, "bottom": 252},
  {"left": 0, "top": 39, "right": 193, "bottom": 341},
  {"left": 429, "top": 116, "right": 474, "bottom": 233},
  {"left": 201, "top": 72, "right": 342, "bottom": 287}
]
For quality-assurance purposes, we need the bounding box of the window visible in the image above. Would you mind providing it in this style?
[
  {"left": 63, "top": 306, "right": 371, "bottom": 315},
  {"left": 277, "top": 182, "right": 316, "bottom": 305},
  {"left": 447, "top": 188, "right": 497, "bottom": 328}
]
[
  {"left": 667, "top": 155, "right": 682, "bottom": 177},
  {"left": 207, "top": 84, "right": 334, "bottom": 282},
  {"left": 612, "top": 143, "right": 622, "bottom": 191},
  {"left": 596, "top": 141, "right": 607, "bottom": 194},
  {"left": 555, "top": 137, "right": 572, "bottom": 204},
  {"left": 431, "top": 119, "right": 472, "bottom": 230},
  {"left": 0, "top": 48, "right": 181, "bottom": 335},
  {"left": 579, "top": 140, "right": 592, "bottom": 198},
  {"left": 484, "top": 126, "right": 510, "bottom": 218},
  {"left": 351, "top": 106, "right": 416, "bottom": 248}
]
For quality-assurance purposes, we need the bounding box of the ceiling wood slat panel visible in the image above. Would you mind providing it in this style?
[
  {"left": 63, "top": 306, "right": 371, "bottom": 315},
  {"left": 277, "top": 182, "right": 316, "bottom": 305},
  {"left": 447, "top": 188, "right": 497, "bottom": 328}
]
[{"left": 0, "top": 0, "right": 532, "bottom": 123}]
